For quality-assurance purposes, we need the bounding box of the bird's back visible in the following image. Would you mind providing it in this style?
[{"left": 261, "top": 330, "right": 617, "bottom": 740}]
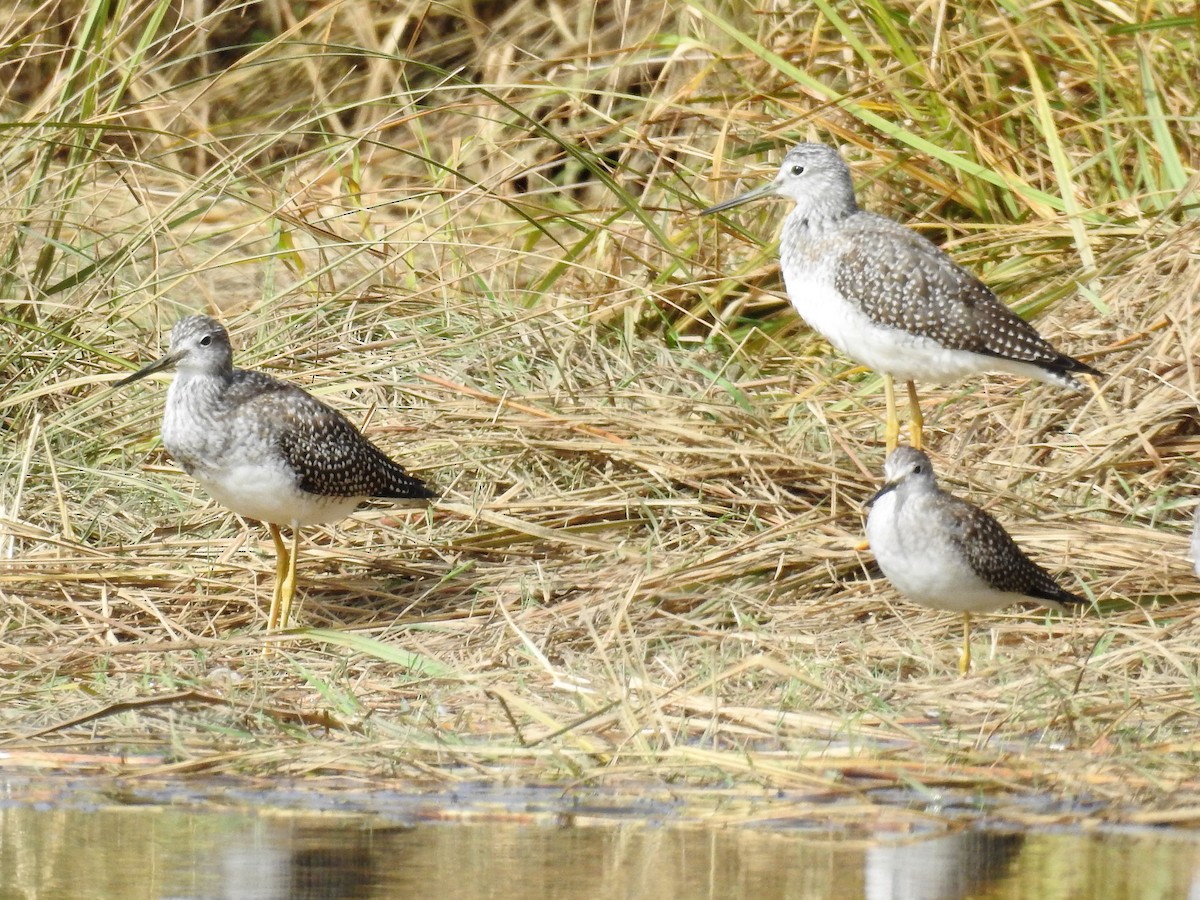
[
  {"left": 941, "top": 492, "right": 1086, "bottom": 608},
  {"left": 228, "top": 369, "right": 434, "bottom": 502}
]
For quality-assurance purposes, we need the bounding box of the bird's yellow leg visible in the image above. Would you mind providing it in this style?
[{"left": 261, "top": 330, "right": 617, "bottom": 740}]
[
  {"left": 276, "top": 527, "right": 301, "bottom": 630},
  {"left": 958, "top": 611, "right": 972, "bottom": 675},
  {"left": 267, "top": 524, "right": 290, "bottom": 631},
  {"left": 906, "top": 380, "right": 924, "bottom": 451},
  {"left": 883, "top": 373, "right": 899, "bottom": 452}
]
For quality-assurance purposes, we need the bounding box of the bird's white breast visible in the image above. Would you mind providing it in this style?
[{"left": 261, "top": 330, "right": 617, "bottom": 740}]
[{"left": 190, "top": 465, "right": 362, "bottom": 527}]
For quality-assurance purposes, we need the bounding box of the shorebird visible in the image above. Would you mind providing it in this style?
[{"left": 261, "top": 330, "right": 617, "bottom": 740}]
[
  {"left": 865, "top": 446, "right": 1087, "bottom": 673},
  {"left": 701, "top": 143, "right": 1098, "bottom": 450},
  {"left": 117, "top": 315, "right": 435, "bottom": 630}
]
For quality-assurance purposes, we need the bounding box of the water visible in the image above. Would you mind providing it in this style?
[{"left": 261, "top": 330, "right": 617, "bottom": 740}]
[{"left": 2, "top": 776, "right": 1198, "bottom": 899}]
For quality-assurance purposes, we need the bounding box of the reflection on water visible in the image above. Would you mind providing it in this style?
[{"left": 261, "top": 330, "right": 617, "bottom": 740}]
[
  {"left": 865, "top": 831, "right": 1024, "bottom": 899},
  {"left": 214, "top": 824, "right": 377, "bottom": 899},
  {"left": 2, "top": 783, "right": 1200, "bottom": 899}
]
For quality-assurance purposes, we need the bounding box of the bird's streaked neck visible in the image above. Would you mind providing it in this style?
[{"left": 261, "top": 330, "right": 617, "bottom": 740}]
[
  {"left": 788, "top": 188, "right": 858, "bottom": 231},
  {"left": 166, "top": 365, "right": 233, "bottom": 407}
]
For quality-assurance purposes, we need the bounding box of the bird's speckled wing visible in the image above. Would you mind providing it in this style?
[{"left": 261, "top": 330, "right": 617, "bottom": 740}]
[
  {"left": 226, "top": 370, "right": 434, "bottom": 501},
  {"left": 941, "top": 495, "right": 1084, "bottom": 606},
  {"left": 831, "top": 214, "right": 1096, "bottom": 377}
]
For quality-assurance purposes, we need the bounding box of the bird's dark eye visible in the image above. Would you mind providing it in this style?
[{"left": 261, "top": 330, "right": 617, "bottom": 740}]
[
  {"left": 199, "top": 335, "right": 212, "bottom": 347},
  {"left": 913, "top": 464, "right": 924, "bottom": 474},
  {"left": 790, "top": 164, "right": 805, "bottom": 176}
]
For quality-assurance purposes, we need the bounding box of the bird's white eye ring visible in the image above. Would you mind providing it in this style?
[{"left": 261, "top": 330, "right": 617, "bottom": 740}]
[
  {"left": 790, "top": 164, "right": 805, "bottom": 176},
  {"left": 199, "top": 335, "right": 213, "bottom": 346}
]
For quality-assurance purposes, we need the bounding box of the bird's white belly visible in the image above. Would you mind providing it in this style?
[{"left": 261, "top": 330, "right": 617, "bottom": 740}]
[
  {"left": 191, "top": 463, "right": 362, "bottom": 527},
  {"left": 783, "top": 278, "right": 994, "bottom": 383},
  {"left": 866, "top": 493, "right": 1022, "bottom": 614}
]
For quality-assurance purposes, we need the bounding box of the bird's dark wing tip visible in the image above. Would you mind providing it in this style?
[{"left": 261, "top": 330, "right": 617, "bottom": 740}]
[
  {"left": 1034, "top": 584, "right": 1090, "bottom": 608},
  {"left": 412, "top": 481, "right": 438, "bottom": 501},
  {"left": 381, "top": 471, "right": 438, "bottom": 502}
]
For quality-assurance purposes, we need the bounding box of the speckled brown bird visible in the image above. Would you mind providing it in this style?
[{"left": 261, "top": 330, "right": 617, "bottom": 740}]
[
  {"left": 702, "top": 142, "right": 1099, "bottom": 450},
  {"left": 117, "top": 315, "right": 435, "bottom": 631},
  {"left": 865, "top": 446, "right": 1087, "bottom": 674}
]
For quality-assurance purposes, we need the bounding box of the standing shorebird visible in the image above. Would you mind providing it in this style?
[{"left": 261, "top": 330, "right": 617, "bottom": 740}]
[
  {"left": 116, "top": 315, "right": 435, "bottom": 631},
  {"left": 701, "top": 143, "right": 1099, "bottom": 450},
  {"left": 865, "top": 446, "right": 1087, "bottom": 673}
]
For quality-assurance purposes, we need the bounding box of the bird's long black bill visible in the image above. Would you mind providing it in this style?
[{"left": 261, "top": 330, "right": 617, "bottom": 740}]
[
  {"left": 699, "top": 181, "right": 779, "bottom": 216},
  {"left": 114, "top": 353, "right": 176, "bottom": 388}
]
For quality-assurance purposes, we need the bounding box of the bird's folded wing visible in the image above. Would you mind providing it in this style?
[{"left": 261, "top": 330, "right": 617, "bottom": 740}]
[{"left": 831, "top": 219, "right": 1067, "bottom": 366}]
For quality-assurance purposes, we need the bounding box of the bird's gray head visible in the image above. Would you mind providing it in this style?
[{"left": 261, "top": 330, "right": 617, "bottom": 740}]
[
  {"left": 115, "top": 315, "right": 234, "bottom": 387},
  {"left": 867, "top": 445, "right": 937, "bottom": 506},
  {"left": 700, "top": 142, "right": 858, "bottom": 221}
]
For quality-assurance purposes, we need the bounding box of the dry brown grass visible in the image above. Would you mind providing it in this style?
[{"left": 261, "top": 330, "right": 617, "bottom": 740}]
[{"left": 1, "top": 0, "right": 1199, "bottom": 826}]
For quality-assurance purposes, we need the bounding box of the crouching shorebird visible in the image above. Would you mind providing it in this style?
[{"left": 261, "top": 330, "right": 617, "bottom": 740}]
[
  {"left": 865, "top": 446, "right": 1087, "bottom": 674},
  {"left": 116, "top": 315, "right": 435, "bottom": 631},
  {"left": 701, "top": 143, "right": 1099, "bottom": 450}
]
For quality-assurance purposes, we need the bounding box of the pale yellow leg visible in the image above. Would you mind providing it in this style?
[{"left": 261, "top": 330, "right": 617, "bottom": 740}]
[
  {"left": 275, "top": 527, "right": 301, "bottom": 630},
  {"left": 883, "top": 374, "right": 900, "bottom": 452},
  {"left": 906, "top": 380, "right": 924, "bottom": 451},
  {"left": 267, "top": 524, "right": 290, "bottom": 631},
  {"left": 958, "top": 611, "right": 972, "bottom": 675}
]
